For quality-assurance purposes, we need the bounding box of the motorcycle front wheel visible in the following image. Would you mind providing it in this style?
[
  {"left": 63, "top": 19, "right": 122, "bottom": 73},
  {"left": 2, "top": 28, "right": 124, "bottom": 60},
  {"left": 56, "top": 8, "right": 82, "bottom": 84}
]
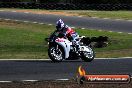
[{"left": 48, "top": 45, "right": 64, "bottom": 62}]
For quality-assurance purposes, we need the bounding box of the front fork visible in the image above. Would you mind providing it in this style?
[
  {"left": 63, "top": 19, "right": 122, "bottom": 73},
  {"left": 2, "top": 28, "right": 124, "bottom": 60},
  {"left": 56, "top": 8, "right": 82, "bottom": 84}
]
[{"left": 55, "top": 45, "right": 60, "bottom": 53}]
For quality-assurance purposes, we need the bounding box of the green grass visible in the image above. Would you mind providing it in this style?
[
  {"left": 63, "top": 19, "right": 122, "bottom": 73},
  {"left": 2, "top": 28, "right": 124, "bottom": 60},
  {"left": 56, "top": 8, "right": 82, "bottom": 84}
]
[
  {"left": 75, "top": 29, "right": 132, "bottom": 58},
  {"left": 0, "top": 20, "right": 132, "bottom": 59},
  {"left": 0, "top": 20, "right": 54, "bottom": 59}
]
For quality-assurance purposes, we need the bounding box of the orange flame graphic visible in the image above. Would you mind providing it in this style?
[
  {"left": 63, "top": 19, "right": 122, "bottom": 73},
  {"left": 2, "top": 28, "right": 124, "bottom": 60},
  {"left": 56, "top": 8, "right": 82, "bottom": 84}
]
[{"left": 78, "top": 66, "right": 86, "bottom": 76}]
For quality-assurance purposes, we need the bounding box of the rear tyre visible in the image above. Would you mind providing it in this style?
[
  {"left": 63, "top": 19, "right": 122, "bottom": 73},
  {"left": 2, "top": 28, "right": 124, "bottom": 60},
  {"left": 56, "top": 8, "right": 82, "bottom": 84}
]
[
  {"left": 81, "top": 48, "right": 95, "bottom": 62},
  {"left": 48, "top": 45, "right": 64, "bottom": 62}
]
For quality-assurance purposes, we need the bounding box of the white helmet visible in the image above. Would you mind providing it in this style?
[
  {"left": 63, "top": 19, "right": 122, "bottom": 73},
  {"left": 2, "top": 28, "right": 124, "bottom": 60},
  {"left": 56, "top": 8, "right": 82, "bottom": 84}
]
[{"left": 56, "top": 19, "right": 64, "bottom": 31}]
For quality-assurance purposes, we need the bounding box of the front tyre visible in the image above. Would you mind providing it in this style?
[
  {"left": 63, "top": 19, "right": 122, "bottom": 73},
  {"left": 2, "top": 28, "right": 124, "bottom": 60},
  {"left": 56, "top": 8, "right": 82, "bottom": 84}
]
[
  {"left": 48, "top": 45, "right": 64, "bottom": 62},
  {"left": 81, "top": 48, "right": 95, "bottom": 62}
]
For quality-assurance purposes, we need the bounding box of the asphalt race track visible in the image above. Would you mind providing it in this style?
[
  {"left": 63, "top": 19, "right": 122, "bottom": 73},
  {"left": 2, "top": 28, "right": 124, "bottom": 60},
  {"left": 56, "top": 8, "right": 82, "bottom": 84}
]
[
  {"left": 0, "top": 58, "right": 132, "bottom": 81},
  {"left": 0, "top": 11, "right": 132, "bottom": 33},
  {"left": 0, "top": 11, "right": 132, "bottom": 81}
]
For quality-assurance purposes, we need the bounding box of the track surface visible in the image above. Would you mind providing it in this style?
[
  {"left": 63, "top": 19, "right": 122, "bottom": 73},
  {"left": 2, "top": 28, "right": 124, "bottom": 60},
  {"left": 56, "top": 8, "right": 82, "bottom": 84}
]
[
  {"left": 0, "top": 58, "right": 132, "bottom": 81},
  {"left": 0, "top": 11, "right": 132, "bottom": 33},
  {"left": 0, "top": 11, "right": 132, "bottom": 81}
]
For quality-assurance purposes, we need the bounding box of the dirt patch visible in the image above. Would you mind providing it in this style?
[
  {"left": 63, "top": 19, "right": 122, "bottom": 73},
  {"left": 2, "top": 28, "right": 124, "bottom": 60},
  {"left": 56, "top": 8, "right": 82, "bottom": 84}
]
[
  {"left": 7, "top": 9, "right": 78, "bottom": 16},
  {"left": 0, "top": 19, "right": 49, "bottom": 33},
  {"left": 0, "top": 80, "right": 132, "bottom": 88},
  {"left": 0, "top": 20, "right": 21, "bottom": 26}
]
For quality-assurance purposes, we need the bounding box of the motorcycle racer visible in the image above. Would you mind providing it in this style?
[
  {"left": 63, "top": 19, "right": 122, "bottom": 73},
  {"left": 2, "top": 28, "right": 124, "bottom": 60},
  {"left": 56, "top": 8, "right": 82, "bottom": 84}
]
[
  {"left": 56, "top": 19, "right": 79, "bottom": 45},
  {"left": 45, "top": 19, "right": 95, "bottom": 62}
]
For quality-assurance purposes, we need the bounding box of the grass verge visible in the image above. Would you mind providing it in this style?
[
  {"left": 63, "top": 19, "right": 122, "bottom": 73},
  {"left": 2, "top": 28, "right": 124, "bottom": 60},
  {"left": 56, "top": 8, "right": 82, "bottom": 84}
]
[
  {"left": 67, "top": 10, "right": 132, "bottom": 20},
  {"left": 0, "top": 20, "right": 132, "bottom": 59}
]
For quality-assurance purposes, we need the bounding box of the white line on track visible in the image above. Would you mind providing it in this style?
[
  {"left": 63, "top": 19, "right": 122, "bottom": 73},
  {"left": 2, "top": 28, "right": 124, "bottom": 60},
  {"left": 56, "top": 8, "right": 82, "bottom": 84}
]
[
  {"left": 98, "top": 30, "right": 103, "bottom": 31},
  {"left": 128, "top": 20, "right": 132, "bottom": 22},
  {"left": 95, "top": 57, "right": 132, "bottom": 59},
  {"left": 39, "top": 23, "right": 44, "bottom": 25},
  {"left": 22, "top": 80, "right": 38, "bottom": 82},
  {"left": 0, "top": 59, "right": 50, "bottom": 61},
  {"left": 128, "top": 33, "right": 132, "bottom": 34},
  {"left": 24, "top": 21, "right": 29, "bottom": 23},
  {"left": 103, "top": 18, "right": 110, "bottom": 20},
  {"left": 109, "top": 31, "right": 113, "bottom": 33},
  {"left": 32, "top": 22, "right": 38, "bottom": 24},
  {"left": 71, "top": 27, "right": 75, "bottom": 28},
  {"left": 0, "top": 57, "right": 132, "bottom": 61},
  {"left": 121, "top": 57, "right": 132, "bottom": 59},
  {"left": 48, "top": 24, "right": 52, "bottom": 25},
  {"left": 0, "top": 77, "right": 132, "bottom": 83},
  {"left": 14, "top": 20, "right": 19, "bottom": 22},
  {"left": 118, "top": 32, "right": 123, "bottom": 34},
  {"left": 115, "top": 19, "right": 123, "bottom": 21},
  {"left": 0, "top": 81, "right": 12, "bottom": 83},
  {"left": 4, "top": 19, "right": 11, "bottom": 21},
  {"left": 24, "top": 12, "right": 29, "bottom": 14},
  {"left": 12, "top": 11, "right": 17, "bottom": 13},
  {"left": 81, "top": 28, "right": 85, "bottom": 29},
  {"left": 78, "top": 16, "right": 83, "bottom": 17},
  {"left": 0, "top": 18, "right": 131, "bottom": 36},
  {"left": 56, "top": 79, "right": 70, "bottom": 81}
]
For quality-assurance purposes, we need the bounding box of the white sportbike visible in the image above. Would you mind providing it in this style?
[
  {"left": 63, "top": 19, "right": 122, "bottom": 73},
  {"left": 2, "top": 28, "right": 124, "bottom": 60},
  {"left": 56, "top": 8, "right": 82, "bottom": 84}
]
[{"left": 45, "top": 30, "right": 95, "bottom": 62}]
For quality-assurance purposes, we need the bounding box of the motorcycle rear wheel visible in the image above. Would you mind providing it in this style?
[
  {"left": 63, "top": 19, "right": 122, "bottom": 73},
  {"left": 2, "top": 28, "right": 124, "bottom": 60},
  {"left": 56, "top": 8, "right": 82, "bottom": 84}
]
[{"left": 81, "top": 49, "right": 95, "bottom": 62}]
